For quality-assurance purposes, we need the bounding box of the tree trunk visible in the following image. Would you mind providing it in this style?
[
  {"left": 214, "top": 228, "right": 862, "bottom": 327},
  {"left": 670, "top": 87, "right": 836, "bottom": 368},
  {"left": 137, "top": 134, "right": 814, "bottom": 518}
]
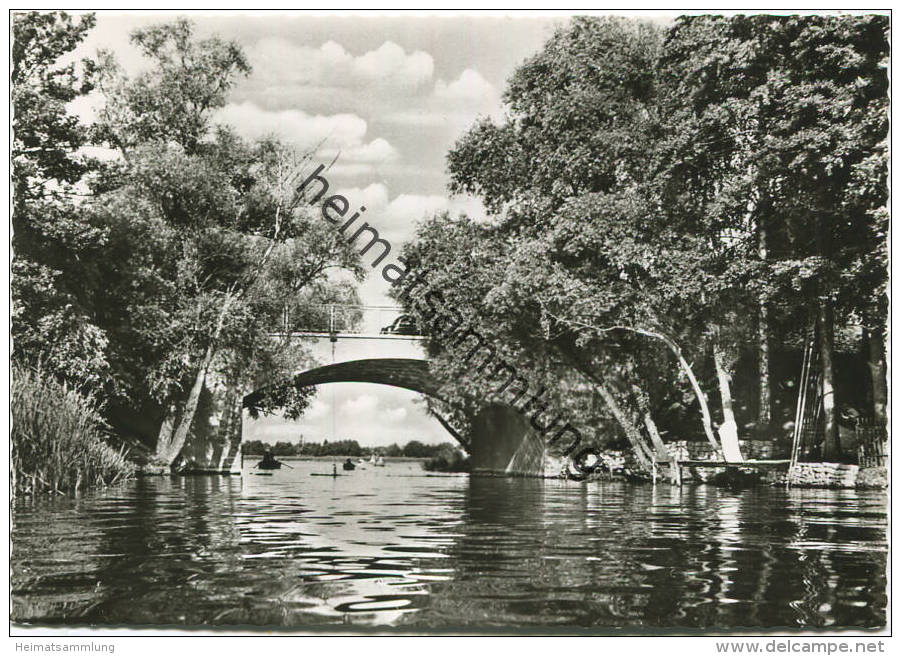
[
  {"left": 713, "top": 341, "right": 743, "bottom": 462},
  {"left": 818, "top": 302, "right": 841, "bottom": 460},
  {"left": 644, "top": 413, "right": 677, "bottom": 484},
  {"left": 813, "top": 198, "right": 841, "bottom": 461},
  {"left": 588, "top": 377, "right": 654, "bottom": 471},
  {"left": 670, "top": 341, "right": 722, "bottom": 456},
  {"left": 432, "top": 410, "right": 470, "bottom": 453},
  {"left": 758, "top": 299, "right": 771, "bottom": 433},
  {"left": 867, "top": 327, "right": 887, "bottom": 428},
  {"left": 757, "top": 207, "right": 771, "bottom": 434},
  {"left": 154, "top": 407, "right": 177, "bottom": 462},
  {"left": 631, "top": 383, "right": 671, "bottom": 464},
  {"left": 643, "top": 413, "right": 671, "bottom": 462},
  {"left": 559, "top": 344, "right": 659, "bottom": 472},
  {"left": 217, "top": 384, "right": 245, "bottom": 471},
  {"left": 156, "top": 344, "right": 215, "bottom": 466},
  {"left": 206, "top": 383, "right": 237, "bottom": 470},
  {"left": 155, "top": 291, "right": 236, "bottom": 467},
  {"left": 595, "top": 326, "right": 721, "bottom": 456}
]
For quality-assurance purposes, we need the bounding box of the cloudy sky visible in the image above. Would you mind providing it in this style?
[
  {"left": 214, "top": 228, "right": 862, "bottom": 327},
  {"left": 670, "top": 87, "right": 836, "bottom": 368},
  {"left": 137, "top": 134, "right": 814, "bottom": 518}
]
[{"left": 71, "top": 12, "right": 564, "bottom": 447}]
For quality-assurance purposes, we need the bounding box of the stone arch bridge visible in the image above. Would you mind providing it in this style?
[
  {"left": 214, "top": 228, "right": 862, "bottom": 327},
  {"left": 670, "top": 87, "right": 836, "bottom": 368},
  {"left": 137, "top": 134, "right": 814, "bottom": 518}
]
[{"left": 179, "top": 310, "right": 549, "bottom": 477}]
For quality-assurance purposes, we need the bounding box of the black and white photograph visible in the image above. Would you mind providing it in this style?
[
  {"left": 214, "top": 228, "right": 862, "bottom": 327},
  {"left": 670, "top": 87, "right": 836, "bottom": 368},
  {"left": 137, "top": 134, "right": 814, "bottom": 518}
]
[{"left": 7, "top": 4, "right": 891, "bottom": 640}]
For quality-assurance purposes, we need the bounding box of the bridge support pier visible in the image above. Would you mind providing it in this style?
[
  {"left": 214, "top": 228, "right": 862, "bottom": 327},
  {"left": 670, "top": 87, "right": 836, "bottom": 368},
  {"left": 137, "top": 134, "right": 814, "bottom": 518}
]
[{"left": 470, "top": 404, "right": 557, "bottom": 477}]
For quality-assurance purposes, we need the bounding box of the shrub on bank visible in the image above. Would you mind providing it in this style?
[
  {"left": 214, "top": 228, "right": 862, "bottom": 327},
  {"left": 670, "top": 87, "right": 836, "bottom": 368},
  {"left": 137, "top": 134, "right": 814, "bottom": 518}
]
[
  {"left": 11, "top": 365, "right": 135, "bottom": 495},
  {"left": 422, "top": 447, "right": 471, "bottom": 473}
]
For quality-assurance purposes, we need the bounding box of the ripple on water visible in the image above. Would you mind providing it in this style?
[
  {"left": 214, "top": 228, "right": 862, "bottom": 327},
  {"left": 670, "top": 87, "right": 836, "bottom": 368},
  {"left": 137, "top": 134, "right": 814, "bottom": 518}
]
[{"left": 10, "top": 463, "right": 887, "bottom": 629}]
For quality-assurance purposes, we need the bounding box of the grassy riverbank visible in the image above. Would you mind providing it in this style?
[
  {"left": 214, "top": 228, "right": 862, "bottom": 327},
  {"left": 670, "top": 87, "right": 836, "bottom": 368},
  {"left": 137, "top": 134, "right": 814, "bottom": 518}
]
[{"left": 11, "top": 366, "right": 135, "bottom": 496}]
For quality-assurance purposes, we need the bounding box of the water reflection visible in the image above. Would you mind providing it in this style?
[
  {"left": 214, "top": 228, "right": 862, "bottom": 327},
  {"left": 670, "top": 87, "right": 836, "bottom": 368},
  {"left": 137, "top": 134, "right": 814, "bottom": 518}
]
[{"left": 11, "top": 461, "right": 886, "bottom": 629}]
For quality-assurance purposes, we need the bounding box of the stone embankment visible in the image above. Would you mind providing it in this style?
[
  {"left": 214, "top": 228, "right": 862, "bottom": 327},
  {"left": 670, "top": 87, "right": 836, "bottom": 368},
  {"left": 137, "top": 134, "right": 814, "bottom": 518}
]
[
  {"left": 856, "top": 465, "right": 889, "bottom": 489},
  {"left": 765, "top": 462, "right": 857, "bottom": 487},
  {"left": 764, "top": 462, "right": 887, "bottom": 489}
]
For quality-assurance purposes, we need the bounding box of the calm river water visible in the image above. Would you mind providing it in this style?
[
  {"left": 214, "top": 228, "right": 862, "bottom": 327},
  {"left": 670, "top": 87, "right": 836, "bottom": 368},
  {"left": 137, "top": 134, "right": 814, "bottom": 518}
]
[{"left": 11, "top": 459, "right": 887, "bottom": 630}]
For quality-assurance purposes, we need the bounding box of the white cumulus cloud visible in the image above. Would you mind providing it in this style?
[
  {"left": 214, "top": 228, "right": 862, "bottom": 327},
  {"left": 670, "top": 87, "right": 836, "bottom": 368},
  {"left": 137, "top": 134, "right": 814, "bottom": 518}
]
[
  {"left": 434, "top": 68, "right": 497, "bottom": 101},
  {"left": 213, "top": 102, "right": 398, "bottom": 167},
  {"left": 352, "top": 41, "right": 434, "bottom": 88},
  {"left": 247, "top": 38, "right": 434, "bottom": 92},
  {"left": 379, "top": 68, "right": 502, "bottom": 130},
  {"left": 336, "top": 183, "right": 390, "bottom": 212},
  {"left": 215, "top": 101, "right": 365, "bottom": 146},
  {"left": 323, "top": 137, "right": 399, "bottom": 165}
]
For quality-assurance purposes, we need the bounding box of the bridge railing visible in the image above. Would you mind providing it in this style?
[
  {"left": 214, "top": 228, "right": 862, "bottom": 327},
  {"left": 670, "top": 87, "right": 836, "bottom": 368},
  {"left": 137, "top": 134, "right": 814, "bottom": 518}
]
[{"left": 282, "top": 304, "right": 424, "bottom": 336}]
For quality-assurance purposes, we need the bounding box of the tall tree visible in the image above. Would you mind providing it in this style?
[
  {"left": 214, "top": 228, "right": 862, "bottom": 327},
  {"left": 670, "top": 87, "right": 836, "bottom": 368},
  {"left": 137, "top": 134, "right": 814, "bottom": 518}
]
[
  {"left": 441, "top": 17, "right": 736, "bottom": 463},
  {"left": 88, "top": 19, "right": 365, "bottom": 465},
  {"left": 11, "top": 11, "right": 110, "bottom": 388},
  {"left": 93, "top": 17, "right": 250, "bottom": 157},
  {"left": 417, "top": 14, "right": 888, "bottom": 469},
  {"left": 660, "top": 15, "right": 889, "bottom": 455}
]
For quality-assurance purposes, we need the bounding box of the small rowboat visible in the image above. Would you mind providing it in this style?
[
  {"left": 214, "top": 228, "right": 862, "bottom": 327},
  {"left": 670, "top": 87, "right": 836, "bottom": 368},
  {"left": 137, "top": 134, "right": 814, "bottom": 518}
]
[{"left": 257, "top": 461, "right": 282, "bottom": 470}]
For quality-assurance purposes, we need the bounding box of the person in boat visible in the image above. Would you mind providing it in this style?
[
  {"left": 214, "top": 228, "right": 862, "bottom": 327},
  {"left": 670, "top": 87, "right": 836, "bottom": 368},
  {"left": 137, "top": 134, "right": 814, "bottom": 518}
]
[
  {"left": 260, "top": 448, "right": 279, "bottom": 468},
  {"left": 343, "top": 458, "right": 356, "bottom": 471}
]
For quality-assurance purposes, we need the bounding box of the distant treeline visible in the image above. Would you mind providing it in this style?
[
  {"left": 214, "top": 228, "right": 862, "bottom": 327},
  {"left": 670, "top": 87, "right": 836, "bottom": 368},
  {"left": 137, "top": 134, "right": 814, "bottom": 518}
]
[{"left": 241, "top": 439, "right": 459, "bottom": 458}]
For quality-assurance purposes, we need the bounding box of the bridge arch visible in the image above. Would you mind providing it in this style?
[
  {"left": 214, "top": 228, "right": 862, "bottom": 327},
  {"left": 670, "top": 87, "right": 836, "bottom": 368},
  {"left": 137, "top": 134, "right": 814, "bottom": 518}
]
[{"left": 242, "top": 358, "right": 468, "bottom": 448}]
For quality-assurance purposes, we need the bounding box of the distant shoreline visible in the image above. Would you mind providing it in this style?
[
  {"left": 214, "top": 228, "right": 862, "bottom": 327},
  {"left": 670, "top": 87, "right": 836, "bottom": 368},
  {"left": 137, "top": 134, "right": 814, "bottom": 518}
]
[{"left": 244, "top": 455, "right": 430, "bottom": 462}]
